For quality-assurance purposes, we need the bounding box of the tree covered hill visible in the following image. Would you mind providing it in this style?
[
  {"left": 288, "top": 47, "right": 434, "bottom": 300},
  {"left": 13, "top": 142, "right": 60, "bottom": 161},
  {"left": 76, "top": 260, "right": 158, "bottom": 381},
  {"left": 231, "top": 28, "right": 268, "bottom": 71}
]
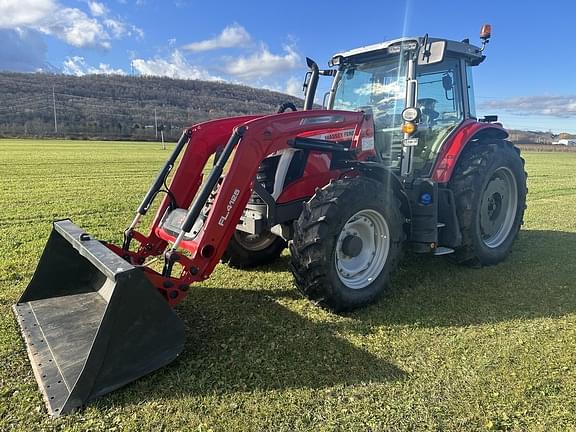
[
  {"left": 0, "top": 73, "right": 303, "bottom": 141},
  {"left": 3, "top": 72, "right": 570, "bottom": 144}
]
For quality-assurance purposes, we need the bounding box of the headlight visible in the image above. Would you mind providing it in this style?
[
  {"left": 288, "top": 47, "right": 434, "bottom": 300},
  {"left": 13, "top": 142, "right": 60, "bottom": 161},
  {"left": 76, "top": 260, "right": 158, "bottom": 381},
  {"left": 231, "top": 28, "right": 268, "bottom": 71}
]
[{"left": 402, "top": 107, "right": 420, "bottom": 122}]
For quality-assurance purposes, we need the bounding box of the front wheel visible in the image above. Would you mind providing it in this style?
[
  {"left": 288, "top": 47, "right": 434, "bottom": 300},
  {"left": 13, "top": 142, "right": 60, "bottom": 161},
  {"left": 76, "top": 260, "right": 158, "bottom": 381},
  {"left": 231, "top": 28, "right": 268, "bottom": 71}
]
[
  {"left": 222, "top": 230, "right": 286, "bottom": 269},
  {"left": 450, "top": 140, "right": 527, "bottom": 266},
  {"left": 290, "top": 177, "right": 404, "bottom": 312}
]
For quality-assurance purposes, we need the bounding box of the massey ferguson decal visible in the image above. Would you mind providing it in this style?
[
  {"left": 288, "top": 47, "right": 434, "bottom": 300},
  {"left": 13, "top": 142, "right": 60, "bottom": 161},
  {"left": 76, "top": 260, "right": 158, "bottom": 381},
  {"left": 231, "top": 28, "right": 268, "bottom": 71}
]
[
  {"left": 308, "top": 128, "right": 355, "bottom": 142},
  {"left": 218, "top": 188, "right": 241, "bottom": 226}
]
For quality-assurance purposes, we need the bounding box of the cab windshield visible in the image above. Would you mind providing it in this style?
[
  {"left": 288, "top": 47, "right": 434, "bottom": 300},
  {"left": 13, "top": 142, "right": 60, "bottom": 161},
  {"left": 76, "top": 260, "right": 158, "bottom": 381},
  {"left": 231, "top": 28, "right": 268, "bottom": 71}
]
[
  {"left": 331, "top": 55, "right": 464, "bottom": 175},
  {"left": 332, "top": 57, "right": 407, "bottom": 168},
  {"left": 332, "top": 58, "right": 406, "bottom": 122}
]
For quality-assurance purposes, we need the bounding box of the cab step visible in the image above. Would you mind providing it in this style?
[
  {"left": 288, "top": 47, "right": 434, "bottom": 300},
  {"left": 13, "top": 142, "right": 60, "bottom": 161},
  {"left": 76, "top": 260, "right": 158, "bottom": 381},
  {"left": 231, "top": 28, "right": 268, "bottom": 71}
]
[{"left": 434, "top": 246, "right": 454, "bottom": 255}]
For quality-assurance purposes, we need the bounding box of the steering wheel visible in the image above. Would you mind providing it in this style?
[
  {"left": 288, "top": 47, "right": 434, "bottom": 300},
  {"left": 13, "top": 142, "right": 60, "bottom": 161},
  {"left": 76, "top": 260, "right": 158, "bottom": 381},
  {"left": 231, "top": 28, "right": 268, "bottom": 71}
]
[{"left": 277, "top": 102, "right": 298, "bottom": 113}]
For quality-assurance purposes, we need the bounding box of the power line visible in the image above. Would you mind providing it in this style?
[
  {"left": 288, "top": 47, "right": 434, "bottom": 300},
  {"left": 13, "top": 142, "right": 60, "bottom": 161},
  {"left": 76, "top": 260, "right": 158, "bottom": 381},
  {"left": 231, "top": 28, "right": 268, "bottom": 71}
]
[{"left": 0, "top": 99, "right": 51, "bottom": 111}]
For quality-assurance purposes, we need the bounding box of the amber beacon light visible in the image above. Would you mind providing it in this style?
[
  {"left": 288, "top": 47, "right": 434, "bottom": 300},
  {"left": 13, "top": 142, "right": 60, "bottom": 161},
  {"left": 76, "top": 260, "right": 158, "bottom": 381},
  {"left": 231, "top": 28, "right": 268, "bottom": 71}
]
[
  {"left": 402, "top": 122, "right": 417, "bottom": 135},
  {"left": 480, "top": 24, "right": 492, "bottom": 40}
]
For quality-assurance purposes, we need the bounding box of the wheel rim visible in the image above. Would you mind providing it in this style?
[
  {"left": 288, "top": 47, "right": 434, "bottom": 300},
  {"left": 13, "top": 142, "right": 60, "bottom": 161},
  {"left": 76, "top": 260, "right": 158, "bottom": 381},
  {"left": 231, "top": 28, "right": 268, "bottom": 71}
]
[
  {"left": 479, "top": 167, "right": 518, "bottom": 248},
  {"left": 233, "top": 231, "right": 277, "bottom": 251},
  {"left": 334, "top": 209, "right": 390, "bottom": 290}
]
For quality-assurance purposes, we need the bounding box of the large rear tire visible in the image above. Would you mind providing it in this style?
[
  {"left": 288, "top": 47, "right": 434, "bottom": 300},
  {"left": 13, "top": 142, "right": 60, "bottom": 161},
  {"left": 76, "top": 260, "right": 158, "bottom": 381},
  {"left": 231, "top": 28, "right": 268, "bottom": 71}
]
[
  {"left": 290, "top": 177, "right": 404, "bottom": 312},
  {"left": 222, "top": 230, "right": 286, "bottom": 269},
  {"left": 450, "top": 140, "right": 527, "bottom": 266}
]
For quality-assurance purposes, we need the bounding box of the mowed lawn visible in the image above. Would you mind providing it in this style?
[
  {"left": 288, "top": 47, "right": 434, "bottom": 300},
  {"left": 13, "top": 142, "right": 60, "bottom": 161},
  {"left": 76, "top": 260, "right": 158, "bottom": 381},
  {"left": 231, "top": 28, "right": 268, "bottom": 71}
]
[{"left": 1, "top": 139, "right": 575, "bottom": 431}]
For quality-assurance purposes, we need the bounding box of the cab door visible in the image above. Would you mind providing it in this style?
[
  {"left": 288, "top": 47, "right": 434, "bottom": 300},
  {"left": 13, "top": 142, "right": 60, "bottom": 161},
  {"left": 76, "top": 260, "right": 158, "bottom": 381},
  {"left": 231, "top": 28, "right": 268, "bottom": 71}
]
[{"left": 411, "top": 57, "right": 466, "bottom": 175}]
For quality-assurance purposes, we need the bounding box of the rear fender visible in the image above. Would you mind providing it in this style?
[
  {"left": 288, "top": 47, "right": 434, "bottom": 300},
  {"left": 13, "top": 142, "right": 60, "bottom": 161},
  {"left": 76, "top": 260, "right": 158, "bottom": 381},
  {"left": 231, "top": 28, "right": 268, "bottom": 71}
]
[{"left": 431, "top": 120, "right": 508, "bottom": 183}]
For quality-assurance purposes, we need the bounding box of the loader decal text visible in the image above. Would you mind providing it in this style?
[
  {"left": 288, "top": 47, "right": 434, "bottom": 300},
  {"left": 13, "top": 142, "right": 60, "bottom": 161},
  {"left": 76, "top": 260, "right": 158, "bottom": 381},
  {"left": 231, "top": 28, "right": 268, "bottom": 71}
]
[
  {"left": 309, "top": 128, "right": 355, "bottom": 141},
  {"left": 218, "top": 188, "right": 241, "bottom": 226}
]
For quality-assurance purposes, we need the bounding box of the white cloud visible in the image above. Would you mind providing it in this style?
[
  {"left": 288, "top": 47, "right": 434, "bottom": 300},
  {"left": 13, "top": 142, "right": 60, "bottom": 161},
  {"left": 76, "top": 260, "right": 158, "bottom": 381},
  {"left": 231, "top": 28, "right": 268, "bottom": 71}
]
[
  {"left": 104, "top": 18, "right": 143, "bottom": 39},
  {"left": 63, "top": 56, "right": 125, "bottom": 75},
  {"left": 482, "top": 96, "right": 576, "bottom": 118},
  {"left": 183, "top": 23, "right": 251, "bottom": 52},
  {"left": 225, "top": 45, "right": 300, "bottom": 79},
  {"left": 88, "top": 1, "right": 107, "bottom": 16},
  {"left": 104, "top": 18, "right": 124, "bottom": 37},
  {"left": 0, "top": 0, "right": 56, "bottom": 27},
  {"left": 284, "top": 76, "right": 302, "bottom": 97},
  {"left": 0, "top": 0, "right": 140, "bottom": 49},
  {"left": 132, "top": 50, "right": 221, "bottom": 81},
  {"left": 40, "top": 8, "right": 110, "bottom": 48},
  {"left": 259, "top": 76, "right": 303, "bottom": 98}
]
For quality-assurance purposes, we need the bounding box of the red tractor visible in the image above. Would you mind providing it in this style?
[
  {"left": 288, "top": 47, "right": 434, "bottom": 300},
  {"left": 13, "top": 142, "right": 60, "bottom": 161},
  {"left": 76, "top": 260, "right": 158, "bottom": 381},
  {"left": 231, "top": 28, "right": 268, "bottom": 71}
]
[{"left": 14, "top": 25, "right": 527, "bottom": 415}]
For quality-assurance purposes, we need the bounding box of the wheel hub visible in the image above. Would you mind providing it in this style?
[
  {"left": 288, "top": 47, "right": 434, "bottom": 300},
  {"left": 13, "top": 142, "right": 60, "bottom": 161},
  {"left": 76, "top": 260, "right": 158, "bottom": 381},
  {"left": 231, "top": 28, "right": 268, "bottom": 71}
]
[
  {"left": 334, "top": 209, "right": 390, "bottom": 290},
  {"left": 479, "top": 167, "right": 518, "bottom": 248},
  {"left": 487, "top": 193, "right": 503, "bottom": 220},
  {"left": 233, "top": 231, "right": 277, "bottom": 251},
  {"left": 341, "top": 235, "right": 363, "bottom": 257}
]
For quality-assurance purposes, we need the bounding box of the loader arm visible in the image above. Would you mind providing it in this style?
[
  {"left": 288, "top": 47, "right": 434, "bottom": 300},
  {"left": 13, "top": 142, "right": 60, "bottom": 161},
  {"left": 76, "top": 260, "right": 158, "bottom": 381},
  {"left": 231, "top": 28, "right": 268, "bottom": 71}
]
[
  {"left": 177, "top": 110, "right": 366, "bottom": 276},
  {"left": 121, "top": 110, "right": 367, "bottom": 305},
  {"left": 120, "top": 115, "right": 263, "bottom": 260}
]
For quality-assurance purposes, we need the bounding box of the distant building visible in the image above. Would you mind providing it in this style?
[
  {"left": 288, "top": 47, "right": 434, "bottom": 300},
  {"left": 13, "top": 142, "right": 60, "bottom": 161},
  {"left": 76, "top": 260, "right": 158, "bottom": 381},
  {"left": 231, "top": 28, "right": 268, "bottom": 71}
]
[{"left": 552, "top": 139, "right": 576, "bottom": 146}]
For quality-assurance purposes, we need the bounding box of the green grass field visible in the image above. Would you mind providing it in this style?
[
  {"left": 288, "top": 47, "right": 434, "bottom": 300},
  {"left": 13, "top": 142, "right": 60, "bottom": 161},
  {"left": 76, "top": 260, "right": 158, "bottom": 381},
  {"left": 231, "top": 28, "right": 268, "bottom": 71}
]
[{"left": 1, "top": 139, "right": 575, "bottom": 431}]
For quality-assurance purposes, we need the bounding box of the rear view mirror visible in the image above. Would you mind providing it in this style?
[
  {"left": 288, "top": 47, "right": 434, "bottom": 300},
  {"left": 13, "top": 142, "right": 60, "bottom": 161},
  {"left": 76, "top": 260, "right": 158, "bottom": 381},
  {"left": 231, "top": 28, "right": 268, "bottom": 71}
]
[
  {"left": 442, "top": 74, "right": 453, "bottom": 91},
  {"left": 442, "top": 73, "right": 454, "bottom": 101},
  {"left": 418, "top": 40, "right": 446, "bottom": 65}
]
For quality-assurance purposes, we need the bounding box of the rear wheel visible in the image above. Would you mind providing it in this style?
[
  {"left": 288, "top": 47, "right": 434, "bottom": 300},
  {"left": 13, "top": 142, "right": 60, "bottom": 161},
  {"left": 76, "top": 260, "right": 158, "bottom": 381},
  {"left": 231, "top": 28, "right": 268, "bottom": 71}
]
[
  {"left": 222, "top": 230, "right": 286, "bottom": 269},
  {"left": 290, "top": 177, "right": 404, "bottom": 312},
  {"left": 450, "top": 140, "right": 527, "bottom": 266}
]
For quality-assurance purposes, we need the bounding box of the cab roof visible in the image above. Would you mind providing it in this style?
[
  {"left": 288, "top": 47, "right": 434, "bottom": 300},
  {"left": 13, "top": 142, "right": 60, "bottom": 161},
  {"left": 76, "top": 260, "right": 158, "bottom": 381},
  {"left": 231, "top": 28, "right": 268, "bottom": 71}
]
[{"left": 332, "top": 36, "right": 485, "bottom": 65}]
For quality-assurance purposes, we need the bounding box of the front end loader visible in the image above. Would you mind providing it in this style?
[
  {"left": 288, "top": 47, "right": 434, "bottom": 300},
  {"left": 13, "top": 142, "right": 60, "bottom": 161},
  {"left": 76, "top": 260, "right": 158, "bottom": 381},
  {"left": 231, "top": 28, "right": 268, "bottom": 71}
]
[{"left": 14, "top": 24, "right": 527, "bottom": 415}]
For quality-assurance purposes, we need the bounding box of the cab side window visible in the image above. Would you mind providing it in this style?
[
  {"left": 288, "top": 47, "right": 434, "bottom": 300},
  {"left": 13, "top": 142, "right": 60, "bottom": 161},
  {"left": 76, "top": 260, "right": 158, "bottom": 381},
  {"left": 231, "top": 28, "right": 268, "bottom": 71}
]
[{"left": 412, "top": 58, "right": 464, "bottom": 174}]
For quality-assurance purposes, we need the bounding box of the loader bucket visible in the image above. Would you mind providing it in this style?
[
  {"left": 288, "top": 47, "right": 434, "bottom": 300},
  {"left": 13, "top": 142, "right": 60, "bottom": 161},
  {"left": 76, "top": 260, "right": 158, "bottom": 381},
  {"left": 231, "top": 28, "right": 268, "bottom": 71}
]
[{"left": 12, "top": 219, "right": 185, "bottom": 416}]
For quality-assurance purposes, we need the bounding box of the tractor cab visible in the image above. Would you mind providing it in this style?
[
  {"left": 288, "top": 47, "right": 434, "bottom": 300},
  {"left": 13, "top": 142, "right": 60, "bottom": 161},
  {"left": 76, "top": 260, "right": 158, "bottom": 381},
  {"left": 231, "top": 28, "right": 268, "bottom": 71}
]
[{"left": 305, "top": 31, "right": 489, "bottom": 178}]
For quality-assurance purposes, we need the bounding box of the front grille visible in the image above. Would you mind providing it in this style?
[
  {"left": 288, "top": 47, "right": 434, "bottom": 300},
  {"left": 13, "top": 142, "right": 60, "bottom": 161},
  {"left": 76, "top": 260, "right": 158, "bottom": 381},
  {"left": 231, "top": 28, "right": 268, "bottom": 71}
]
[{"left": 250, "top": 155, "right": 280, "bottom": 204}]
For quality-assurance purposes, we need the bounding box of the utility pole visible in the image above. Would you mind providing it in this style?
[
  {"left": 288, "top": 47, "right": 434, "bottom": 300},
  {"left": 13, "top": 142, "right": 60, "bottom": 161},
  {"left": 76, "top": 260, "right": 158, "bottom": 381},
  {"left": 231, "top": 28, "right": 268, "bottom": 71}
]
[
  {"left": 52, "top": 85, "right": 58, "bottom": 134},
  {"left": 154, "top": 108, "right": 158, "bottom": 139},
  {"left": 157, "top": 124, "right": 166, "bottom": 150}
]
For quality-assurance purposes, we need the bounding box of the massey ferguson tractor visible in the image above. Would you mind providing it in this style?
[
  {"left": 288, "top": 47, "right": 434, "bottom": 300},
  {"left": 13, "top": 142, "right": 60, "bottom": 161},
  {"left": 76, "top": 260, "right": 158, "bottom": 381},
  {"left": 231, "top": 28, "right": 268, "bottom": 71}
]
[{"left": 14, "top": 25, "right": 527, "bottom": 415}]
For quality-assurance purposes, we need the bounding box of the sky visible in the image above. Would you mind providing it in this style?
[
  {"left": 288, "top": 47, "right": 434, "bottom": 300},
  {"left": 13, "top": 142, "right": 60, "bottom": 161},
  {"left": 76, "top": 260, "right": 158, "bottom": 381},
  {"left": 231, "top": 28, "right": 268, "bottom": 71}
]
[{"left": 0, "top": 0, "right": 575, "bottom": 133}]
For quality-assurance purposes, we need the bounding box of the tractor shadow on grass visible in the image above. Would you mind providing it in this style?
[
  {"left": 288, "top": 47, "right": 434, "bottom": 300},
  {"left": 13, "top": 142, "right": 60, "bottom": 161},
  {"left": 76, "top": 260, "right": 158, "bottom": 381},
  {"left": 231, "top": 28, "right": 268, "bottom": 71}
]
[
  {"left": 232, "top": 230, "right": 576, "bottom": 329},
  {"left": 95, "top": 286, "right": 405, "bottom": 409},
  {"left": 95, "top": 230, "right": 573, "bottom": 409},
  {"left": 347, "top": 229, "right": 576, "bottom": 328}
]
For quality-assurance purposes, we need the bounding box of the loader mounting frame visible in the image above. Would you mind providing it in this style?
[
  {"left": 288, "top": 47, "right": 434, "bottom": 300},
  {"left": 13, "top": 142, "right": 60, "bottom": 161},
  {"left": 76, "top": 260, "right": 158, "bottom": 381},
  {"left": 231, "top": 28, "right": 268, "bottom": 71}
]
[{"left": 118, "top": 110, "right": 370, "bottom": 306}]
